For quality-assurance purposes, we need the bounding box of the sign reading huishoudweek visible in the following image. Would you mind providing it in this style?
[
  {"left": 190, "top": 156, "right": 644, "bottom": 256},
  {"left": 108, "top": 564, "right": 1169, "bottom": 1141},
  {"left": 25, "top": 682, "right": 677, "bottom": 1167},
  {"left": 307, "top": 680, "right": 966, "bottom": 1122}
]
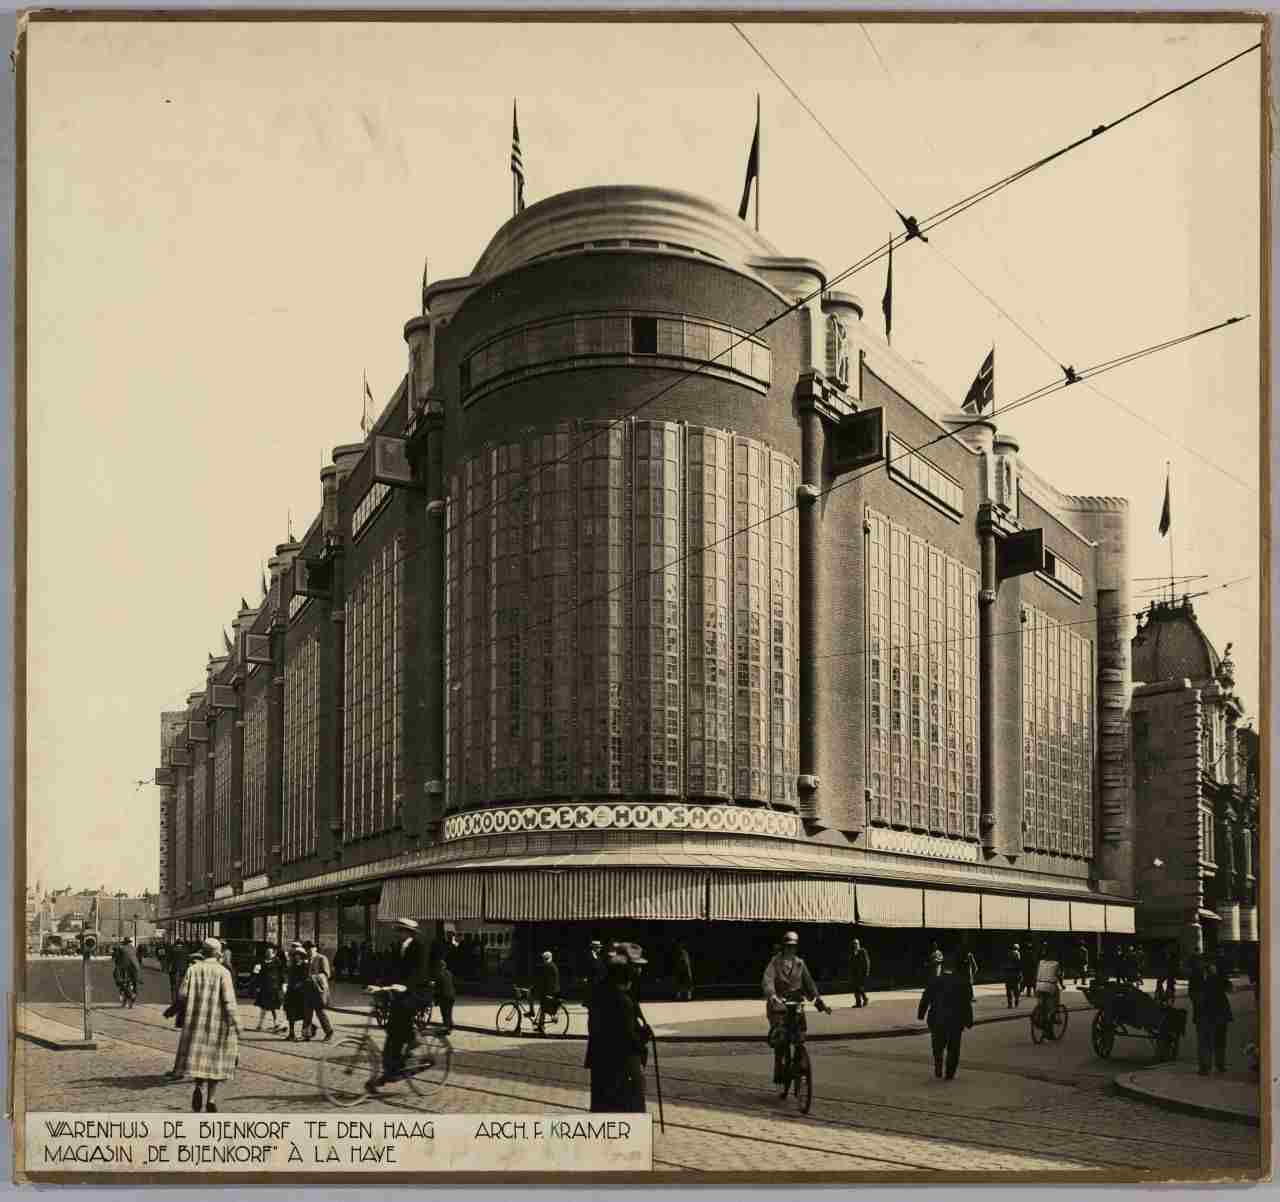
[{"left": 25, "top": 1114, "right": 652, "bottom": 1175}]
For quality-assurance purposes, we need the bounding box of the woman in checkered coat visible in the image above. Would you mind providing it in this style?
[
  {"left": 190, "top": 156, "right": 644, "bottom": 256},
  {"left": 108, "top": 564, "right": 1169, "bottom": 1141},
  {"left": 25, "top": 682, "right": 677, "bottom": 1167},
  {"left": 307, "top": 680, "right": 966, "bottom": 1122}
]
[{"left": 173, "top": 938, "right": 242, "bottom": 1113}]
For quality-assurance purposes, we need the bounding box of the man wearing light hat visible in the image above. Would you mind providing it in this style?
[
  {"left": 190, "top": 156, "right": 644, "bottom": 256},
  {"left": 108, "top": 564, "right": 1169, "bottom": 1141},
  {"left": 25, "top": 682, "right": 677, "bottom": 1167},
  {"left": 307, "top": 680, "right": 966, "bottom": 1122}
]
[
  {"left": 762, "top": 931, "right": 831, "bottom": 1085},
  {"left": 372, "top": 917, "right": 431, "bottom": 1085}
]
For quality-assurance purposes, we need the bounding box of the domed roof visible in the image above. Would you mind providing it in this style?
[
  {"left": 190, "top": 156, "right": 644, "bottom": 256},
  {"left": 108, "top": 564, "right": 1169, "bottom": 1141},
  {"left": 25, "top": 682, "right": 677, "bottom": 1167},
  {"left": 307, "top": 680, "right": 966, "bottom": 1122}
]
[
  {"left": 1131, "top": 598, "right": 1220, "bottom": 685},
  {"left": 471, "top": 185, "right": 785, "bottom": 280}
]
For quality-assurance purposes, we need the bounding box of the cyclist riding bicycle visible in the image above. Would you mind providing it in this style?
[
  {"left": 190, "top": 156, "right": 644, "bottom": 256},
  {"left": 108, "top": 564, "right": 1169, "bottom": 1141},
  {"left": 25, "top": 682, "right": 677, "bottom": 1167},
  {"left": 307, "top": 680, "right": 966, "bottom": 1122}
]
[
  {"left": 113, "top": 937, "right": 141, "bottom": 1005},
  {"left": 366, "top": 917, "right": 432, "bottom": 1091},
  {"left": 1032, "top": 955, "right": 1064, "bottom": 1034},
  {"left": 762, "top": 931, "right": 831, "bottom": 1084}
]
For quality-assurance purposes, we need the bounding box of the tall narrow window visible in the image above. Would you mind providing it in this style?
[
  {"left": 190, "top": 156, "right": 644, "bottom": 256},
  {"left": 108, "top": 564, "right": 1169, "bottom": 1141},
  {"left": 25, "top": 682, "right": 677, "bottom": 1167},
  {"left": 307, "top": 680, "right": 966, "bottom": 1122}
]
[
  {"left": 343, "top": 538, "right": 403, "bottom": 840},
  {"left": 242, "top": 694, "right": 268, "bottom": 876},
  {"left": 866, "top": 507, "right": 979, "bottom": 838},
  {"left": 212, "top": 722, "right": 233, "bottom": 886},
  {"left": 175, "top": 771, "right": 189, "bottom": 894},
  {"left": 1021, "top": 606, "right": 1094, "bottom": 857},
  {"left": 191, "top": 757, "right": 207, "bottom": 888},
  {"left": 283, "top": 634, "right": 320, "bottom": 862}
]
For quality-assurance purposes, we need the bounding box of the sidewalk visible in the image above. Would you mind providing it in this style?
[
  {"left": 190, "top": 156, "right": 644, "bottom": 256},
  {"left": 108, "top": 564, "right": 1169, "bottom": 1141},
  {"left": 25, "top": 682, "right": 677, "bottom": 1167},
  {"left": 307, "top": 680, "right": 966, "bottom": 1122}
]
[
  {"left": 326, "top": 978, "right": 1101, "bottom": 1042},
  {"left": 1114, "top": 983, "right": 1261, "bottom": 1126},
  {"left": 17, "top": 1006, "right": 99, "bottom": 1051}
]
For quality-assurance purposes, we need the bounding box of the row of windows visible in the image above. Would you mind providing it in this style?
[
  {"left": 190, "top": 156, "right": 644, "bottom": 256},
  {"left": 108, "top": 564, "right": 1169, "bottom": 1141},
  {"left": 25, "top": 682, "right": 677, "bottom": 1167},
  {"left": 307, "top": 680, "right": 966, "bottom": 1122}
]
[
  {"left": 343, "top": 539, "right": 403, "bottom": 840},
  {"left": 353, "top": 482, "right": 391, "bottom": 540},
  {"left": 189, "top": 749, "right": 207, "bottom": 887},
  {"left": 241, "top": 694, "right": 269, "bottom": 877},
  {"left": 461, "top": 312, "right": 773, "bottom": 399},
  {"left": 886, "top": 434, "right": 965, "bottom": 518},
  {"left": 866, "top": 508, "right": 980, "bottom": 838},
  {"left": 1021, "top": 606, "right": 1094, "bottom": 858},
  {"left": 1041, "top": 550, "right": 1084, "bottom": 598},
  {"left": 282, "top": 635, "right": 321, "bottom": 863},
  {"left": 444, "top": 420, "right": 799, "bottom": 808}
]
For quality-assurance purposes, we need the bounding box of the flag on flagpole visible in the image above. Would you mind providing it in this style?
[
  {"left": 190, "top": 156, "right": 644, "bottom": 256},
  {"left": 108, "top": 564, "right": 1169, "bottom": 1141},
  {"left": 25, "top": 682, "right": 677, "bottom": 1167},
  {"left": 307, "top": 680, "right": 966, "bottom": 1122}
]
[
  {"left": 738, "top": 98, "right": 760, "bottom": 224},
  {"left": 882, "top": 235, "right": 893, "bottom": 344},
  {"left": 222, "top": 628, "right": 233, "bottom": 656},
  {"left": 362, "top": 370, "right": 374, "bottom": 435},
  {"left": 962, "top": 347, "right": 995, "bottom": 413},
  {"left": 1159, "top": 470, "right": 1171, "bottom": 536},
  {"left": 511, "top": 100, "right": 526, "bottom": 215},
  {"left": 261, "top": 568, "right": 269, "bottom": 601}
]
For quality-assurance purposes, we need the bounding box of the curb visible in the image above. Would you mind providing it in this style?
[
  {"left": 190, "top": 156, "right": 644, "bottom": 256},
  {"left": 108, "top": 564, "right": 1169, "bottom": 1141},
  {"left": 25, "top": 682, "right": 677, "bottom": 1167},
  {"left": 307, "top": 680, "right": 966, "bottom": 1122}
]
[
  {"left": 18, "top": 1029, "right": 99, "bottom": 1052},
  {"left": 326, "top": 1001, "right": 1094, "bottom": 1044},
  {"left": 1113, "top": 1071, "right": 1260, "bottom": 1127}
]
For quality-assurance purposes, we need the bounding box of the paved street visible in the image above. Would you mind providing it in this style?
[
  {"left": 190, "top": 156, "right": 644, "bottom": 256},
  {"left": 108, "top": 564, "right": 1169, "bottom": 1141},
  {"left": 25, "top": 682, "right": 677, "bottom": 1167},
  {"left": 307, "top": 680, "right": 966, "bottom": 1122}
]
[{"left": 17, "top": 962, "right": 1262, "bottom": 1178}]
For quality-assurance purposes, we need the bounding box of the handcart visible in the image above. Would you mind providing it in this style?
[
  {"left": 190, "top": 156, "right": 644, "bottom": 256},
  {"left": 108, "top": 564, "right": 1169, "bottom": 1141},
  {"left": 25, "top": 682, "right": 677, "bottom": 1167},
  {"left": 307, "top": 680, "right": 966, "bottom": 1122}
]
[{"left": 1083, "top": 980, "right": 1186, "bottom": 1061}]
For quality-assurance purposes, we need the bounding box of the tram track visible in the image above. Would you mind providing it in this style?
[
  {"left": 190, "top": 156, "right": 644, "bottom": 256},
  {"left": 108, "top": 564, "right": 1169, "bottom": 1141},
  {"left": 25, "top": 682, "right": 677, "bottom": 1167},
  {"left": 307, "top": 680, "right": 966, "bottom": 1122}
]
[{"left": 23, "top": 1001, "right": 1255, "bottom": 1174}]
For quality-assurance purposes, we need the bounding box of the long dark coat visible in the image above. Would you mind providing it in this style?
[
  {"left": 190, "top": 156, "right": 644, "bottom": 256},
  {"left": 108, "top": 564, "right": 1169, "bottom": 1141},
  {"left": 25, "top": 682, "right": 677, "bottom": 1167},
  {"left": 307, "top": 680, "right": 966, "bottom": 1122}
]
[
  {"left": 585, "top": 979, "right": 649, "bottom": 1113},
  {"left": 283, "top": 959, "right": 309, "bottom": 1023},
  {"left": 254, "top": 956, "right": 284, "bottom": 1010}
]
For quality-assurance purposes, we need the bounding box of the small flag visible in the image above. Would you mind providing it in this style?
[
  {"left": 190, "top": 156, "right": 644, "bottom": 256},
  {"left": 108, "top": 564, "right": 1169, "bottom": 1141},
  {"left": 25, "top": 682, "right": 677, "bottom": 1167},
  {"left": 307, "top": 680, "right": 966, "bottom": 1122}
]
[
  {"left": 420, "top": 255, "right": 430, "bottom": 314},
  {"left": 882, "top": 235, "right": 893, "bottom": 344},
  {"left": 362, "top": 371, "right": 374, "bottom": 435},
  {"left": 963, "top": 348, "right": 995, "bottom": 413},
  {"left": 1159, "top": 471, "right": 1171, "bottom": 536},
  {"left": 261, "top": 569, "right": 269, "bottom": 601},
  {"left": 222, "top": 628, "right": 233, "bottom": 656},
  {"left": 511, "top": 100, "right": 525, "bottom": 215},
  {"left": 738, "top": 97, "right": 760, "bottom": 225}
]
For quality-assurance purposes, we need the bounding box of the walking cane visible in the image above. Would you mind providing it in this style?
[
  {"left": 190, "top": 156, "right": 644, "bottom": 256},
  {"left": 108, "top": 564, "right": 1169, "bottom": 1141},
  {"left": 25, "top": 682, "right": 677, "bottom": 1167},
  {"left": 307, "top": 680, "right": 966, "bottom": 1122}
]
[{"left": 636, "top": 1001, "right": 665, "bottom": 1133}]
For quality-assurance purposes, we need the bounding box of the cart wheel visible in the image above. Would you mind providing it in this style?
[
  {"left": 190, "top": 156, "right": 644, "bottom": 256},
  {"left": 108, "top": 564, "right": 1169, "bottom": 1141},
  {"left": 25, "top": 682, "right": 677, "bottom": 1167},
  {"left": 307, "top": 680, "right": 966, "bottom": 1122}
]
[
  {"left": 1091, "top": 1012, "right": 1115, "bottom": 1058},
  {"left": 1050, "top": 1004, "right": 1069, "bottom": 1041}
]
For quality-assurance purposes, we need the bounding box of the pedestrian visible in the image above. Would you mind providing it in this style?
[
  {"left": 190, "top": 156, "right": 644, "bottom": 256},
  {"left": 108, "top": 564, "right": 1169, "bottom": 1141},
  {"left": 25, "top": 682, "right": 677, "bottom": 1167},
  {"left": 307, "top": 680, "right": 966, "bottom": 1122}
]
[
  {"left": 1196, "top": 960, "right": 1233, "bottom": 1075},
  {"left": 302, "top": 940, "right": 333, "bottom": 1041},
  {"left": 1187, "top": 950, "right": 1205, "bottom": 1024},
  {"left": 534, "top": 950, "right": 561, "bottom": 1034},
  {"left": 848, "top": 937, "right": 871, "bottom": 1008},
  {"left": 673, "top": 941, "right": 694, "bottom": 1002},
  {"left": 283, "top": 944, "right": 310, "bottom": 1040},
  {"left": 917, "top": 952, "right": 974, "bottom": 1080},
  {"left": 925, "top": 941, "right": 943, "bottom": 982},
  {"left": 584, "top": 942, "right": 652, "bottom": 1113},
  {"left": 220, "top": 943, "right": 234, "bottom": 975},
  {"left": 168, "top": 942, "right": 191, "bottom": 1004},
  {"left": 171, "top": 937, "right": 242, "bottom": 1113},
  {"left": 116, "top": 937, "right": 141, "bottom": 1007},
  {"left": 1004, "top": 945, "right": 1022, "bottom": 1008},
  {"left": 1161, "top": 943, "right": 1180, "bottom": 1001},
  {"left": 959, "top": 943, "right": 979, "bottom": 997},
  {"left": 433, "top": 933, "right": 457, "bottom": 1033},
  {"left": 1021, "top": 941, "right": 1037, "bottom": 998},
  {"left": 252, "top": 945, "right": 285, "bottom": 1032},
  {"left": 583, "top": 938, "right": 607, "bottom": 1010}
]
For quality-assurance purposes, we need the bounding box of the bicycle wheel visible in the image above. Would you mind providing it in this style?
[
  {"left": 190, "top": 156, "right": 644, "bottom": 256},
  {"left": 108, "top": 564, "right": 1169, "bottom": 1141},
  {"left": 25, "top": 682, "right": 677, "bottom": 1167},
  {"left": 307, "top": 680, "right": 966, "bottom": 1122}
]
[
  {"left": 793, "top": 1046, "right": 813, "bottom": 1114},
  {"left": 1030, "top": 1009, "right": 1045, "bottom": 1044},
  {"left": 372, "top": 1001, "right": 388, "bottom": 1029},
  {"left": 320, "top": 1037, "right": 379, "bottom": 1108},
  {"left": 777, "top": 1045, "right": 792, "bottom": 1098},
  {"left": 403, "top": 1032, "right": 452, "bottom": 1097},
  {"left": 541, "top": 1005, "right": 570, "bottom": 1038},
  {"left": 1050, "top": 1004, "right": 1069, "bottom": 1041},
  {"left": 496, "top": 1002, "right": 522, "bottom": 1035}
]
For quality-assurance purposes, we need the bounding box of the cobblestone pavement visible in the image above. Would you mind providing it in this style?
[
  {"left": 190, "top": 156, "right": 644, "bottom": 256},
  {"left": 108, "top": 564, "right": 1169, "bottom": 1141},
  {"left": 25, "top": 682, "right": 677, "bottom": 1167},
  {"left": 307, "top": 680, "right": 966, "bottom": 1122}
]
[{"left": 18, "top": 994, "right": 1262, "bottom": 1179}]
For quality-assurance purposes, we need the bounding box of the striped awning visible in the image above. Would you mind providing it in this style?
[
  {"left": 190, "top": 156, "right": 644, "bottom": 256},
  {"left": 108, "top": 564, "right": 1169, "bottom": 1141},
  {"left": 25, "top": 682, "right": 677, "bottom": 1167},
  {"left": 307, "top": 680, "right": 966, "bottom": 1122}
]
[
  {"left": 1104, "top": 904, "right": 1136, "bottom": 934},
  {"left": 376, "top": 871, "right": 484, "bottom": 923},
  {"left": 981, "top": 894, "right": 1029, "bottom": 930},
  {"left": 924, "top": 889, "right": 980, "bottom": 929},
  {"left": 856, "top": 883, "right": 923, "bottom": 928},
  {"left": 484, "top": 868, "right": 705, "bottom": 921},
  {"left": 1029, "top": 898, "right": 1071, "bottom": 932},
  {"left": 1070, "top": 901, "right": 1106, "bottom": 933},
  {"left": 709, "top": 873, "right": 853, "bottom": 922}
]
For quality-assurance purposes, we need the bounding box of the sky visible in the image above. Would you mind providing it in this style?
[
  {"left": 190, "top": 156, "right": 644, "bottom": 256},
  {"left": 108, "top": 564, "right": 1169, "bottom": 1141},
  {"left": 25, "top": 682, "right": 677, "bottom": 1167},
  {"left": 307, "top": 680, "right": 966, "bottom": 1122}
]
[{"left": 23, "top": 18, "right": 1264, "bottom": 895}]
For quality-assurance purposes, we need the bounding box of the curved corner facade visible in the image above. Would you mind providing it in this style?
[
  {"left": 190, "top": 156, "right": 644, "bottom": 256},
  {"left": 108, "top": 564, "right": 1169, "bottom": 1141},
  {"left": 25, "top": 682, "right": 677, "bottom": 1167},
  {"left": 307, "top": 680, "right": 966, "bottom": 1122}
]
[{"left": 156, "top": 185, "right": 1138, "bottom": 985}]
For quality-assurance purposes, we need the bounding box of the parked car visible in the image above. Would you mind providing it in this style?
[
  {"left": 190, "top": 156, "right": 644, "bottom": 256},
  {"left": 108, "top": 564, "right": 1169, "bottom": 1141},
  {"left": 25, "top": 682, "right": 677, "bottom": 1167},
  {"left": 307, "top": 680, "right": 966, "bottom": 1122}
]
[{"left": 219, "top": 939, "right": 265, "bottom": 997}]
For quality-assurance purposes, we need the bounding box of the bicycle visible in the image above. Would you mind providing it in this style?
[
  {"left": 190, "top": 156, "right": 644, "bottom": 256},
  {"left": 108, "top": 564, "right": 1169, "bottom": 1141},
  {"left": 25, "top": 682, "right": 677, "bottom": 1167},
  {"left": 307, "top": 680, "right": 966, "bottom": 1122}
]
[
  {"left": 772, "top": 997, "right": 827, "bottom": 1114},
  {"left": 1029, "top": 990, "right": 1068, "bottom": 1043},
  {"left": 371, "top": 988, "right": 433, "bottom": 1036},
  {"left": 494, "top": 985, "right": 569, "bottom": 1037},
  {"left": 319, "top": 986, "right": 452, "bottom": 1108},
  {"left": 114, "top": 970, "right": 137, "bottom": 1009}
]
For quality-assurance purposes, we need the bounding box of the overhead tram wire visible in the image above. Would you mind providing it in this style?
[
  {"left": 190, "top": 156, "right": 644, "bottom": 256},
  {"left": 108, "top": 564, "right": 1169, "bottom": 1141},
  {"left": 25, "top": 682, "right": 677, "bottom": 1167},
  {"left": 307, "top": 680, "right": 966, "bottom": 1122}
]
[
  {"left": 371, "top": 38, "right": 1260, "bottom": 577},
  {"left": 390, "top": 316, "right": 1243, "bottom": 692},
  {"left": 737, "top": 24, "right": 1262, "bottom": 495}
]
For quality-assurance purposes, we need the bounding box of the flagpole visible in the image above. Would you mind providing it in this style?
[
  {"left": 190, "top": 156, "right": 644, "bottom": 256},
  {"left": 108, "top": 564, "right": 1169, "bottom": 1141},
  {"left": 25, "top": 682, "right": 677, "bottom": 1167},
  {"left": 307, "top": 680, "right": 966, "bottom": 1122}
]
[
  {"left": 754, "top": 93, "right": 760, "bottom": 233},
  {"left": 1167, "top": 461, "right": 1175, "bottom": 604}
]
